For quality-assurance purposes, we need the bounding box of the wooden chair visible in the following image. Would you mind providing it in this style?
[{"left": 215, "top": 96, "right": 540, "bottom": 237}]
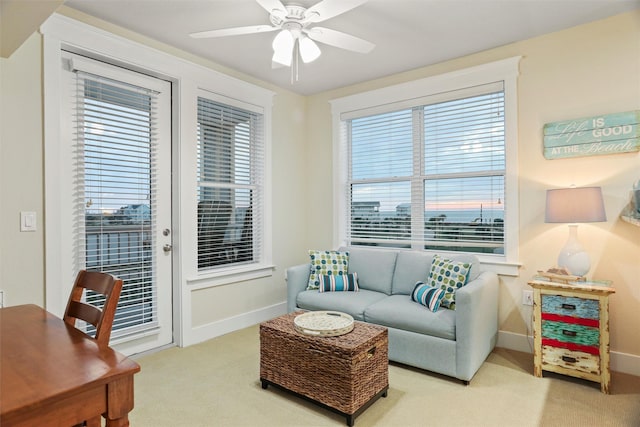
[{"left": 63, "top": 270, "right": 123, "bottom": 348}]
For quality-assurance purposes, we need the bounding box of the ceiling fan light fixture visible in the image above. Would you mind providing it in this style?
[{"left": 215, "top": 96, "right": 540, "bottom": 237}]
[
  {"left": 299, "top": 35, "right": 321, "bottom": 63},
  {"left": 272, "top": 29, "right": 294, "bottom": 66},
  {"left": 191, "top": 0, "right": 375, "bottom": 77},
  {"left": 272, "top": 29, "right": 294, "bottom": 51}
]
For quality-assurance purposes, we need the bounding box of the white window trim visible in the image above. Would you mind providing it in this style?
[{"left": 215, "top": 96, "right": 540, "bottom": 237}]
[
  {"left": 329, "top": 57, "right": 521, "bottom": 276},
  {"left": 41, "top": 14, "right": 275, "bottom": 346}
]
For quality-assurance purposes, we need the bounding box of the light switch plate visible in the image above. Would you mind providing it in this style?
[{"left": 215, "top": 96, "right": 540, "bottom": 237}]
[{"left": 20, "top": 211, "right": 37, "bottom": 232}]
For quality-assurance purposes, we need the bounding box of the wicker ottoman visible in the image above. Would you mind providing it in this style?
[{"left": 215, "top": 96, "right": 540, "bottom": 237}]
[{"left": 260, "top": 311, "right": 388, "bottom": 426}]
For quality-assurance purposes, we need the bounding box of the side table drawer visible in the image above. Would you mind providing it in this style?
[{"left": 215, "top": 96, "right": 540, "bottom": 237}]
[
  {"left": 542, "top": 295, "right": 599, "bottom": 319},
  {"left": 542, "top": 345, "right": 600, "bottom": 375},
  {"left": 541, "top": 320, "right": 599, "bottom": 347}
]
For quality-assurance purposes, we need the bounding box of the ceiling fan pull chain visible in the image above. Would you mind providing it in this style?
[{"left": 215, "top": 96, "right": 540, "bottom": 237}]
[
  {"left": 295, "top": 44, "right": 300, "bottom": 82},
  {"left": 290, "top": 56, "right": 294, "bottom": 85}
]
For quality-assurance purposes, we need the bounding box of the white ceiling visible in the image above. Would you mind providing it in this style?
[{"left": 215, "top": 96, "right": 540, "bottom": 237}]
[{"left": 63, "top": 0, "right": 639, "bottom": 95}]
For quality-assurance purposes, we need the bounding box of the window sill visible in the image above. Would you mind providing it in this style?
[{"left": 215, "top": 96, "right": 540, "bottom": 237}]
[
  {"left": 478, "top": 257, "right": 522, "bottom": 277},
  {"left": 187, "top": 264, "right": 276, "bottom": 290}
]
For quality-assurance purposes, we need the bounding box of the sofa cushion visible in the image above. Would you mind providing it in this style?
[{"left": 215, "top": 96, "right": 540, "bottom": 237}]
[
  {"left": 392, "top": 251, "right": 481, "bottom": 295},
  {"left": 296, "top": 289, "right": 386, "bottom": 321},
  {"left": 411, "top": 282, "right": 445, "bottom": 312},
  {"left": 391, "top": 251, "right": 434, "bottom": 295},
  {"left": 307, "top": 250, "right": 349, "bottom": 290},
  {"left": 364, "top": 295, "right": 456, "bottom": 340},
  {"left": 319, "top": 273, "right": 359, "bottom": 292},
  {"left": 346, "top": 247, "right": 397, "bottom": 295},
  {"left": 427, "top": 255, "right": 470, "bottom": 310}
]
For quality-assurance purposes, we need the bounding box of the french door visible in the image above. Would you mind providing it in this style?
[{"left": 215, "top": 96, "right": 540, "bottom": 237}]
[{"left": 60, "top": 52, "right": 173, "bottom": 355}]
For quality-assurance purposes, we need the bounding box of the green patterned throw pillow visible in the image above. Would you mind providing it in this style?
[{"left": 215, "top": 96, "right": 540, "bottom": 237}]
[
  {"left": 426, "top": 254, "right": 471, "bottom": 310},
  {"left": 307, "top": 250, "right": 349, "bottom": 290}
]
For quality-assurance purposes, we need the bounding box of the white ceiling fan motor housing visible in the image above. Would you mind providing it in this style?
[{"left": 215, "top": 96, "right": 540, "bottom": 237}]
[{"left": 270, "top": 4, "right": 318, "bottom": 37}]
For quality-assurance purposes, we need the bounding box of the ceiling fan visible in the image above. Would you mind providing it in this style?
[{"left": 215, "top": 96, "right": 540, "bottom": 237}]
[{"left": 189, "top": 0, "right": 375, "bottom": 67}]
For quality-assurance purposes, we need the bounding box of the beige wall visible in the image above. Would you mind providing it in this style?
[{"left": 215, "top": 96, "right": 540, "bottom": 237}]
[
  {"left": 0, "top": 9, "right": 638, "bottom": 361},
  {"left": 0, "top": 34, "right": 45, "bottom": 306},
  {"left": 0, "top": 0, "right": 64, "bottom": 58},
  {"left": 306, "top": 10, "right": 640, "bottom": 358}
]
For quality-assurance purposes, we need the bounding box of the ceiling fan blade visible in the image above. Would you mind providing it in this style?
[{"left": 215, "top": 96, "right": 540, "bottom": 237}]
[
  {"left": 189, "top": 25, "right": 277, "bottom": 39},
  {"left": 256, "top": 0, "right": 287, "bottom": 18},
  {"left": 303, "top": 0, "right": 369, "bottom": 23},
  {"left": 305, "top": 27, "right": 375, "bottom": 53}
]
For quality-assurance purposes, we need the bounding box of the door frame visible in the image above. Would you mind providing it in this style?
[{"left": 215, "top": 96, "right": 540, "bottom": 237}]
[{"left": 43, "top": 19, "right": 182, "bottom": 353}]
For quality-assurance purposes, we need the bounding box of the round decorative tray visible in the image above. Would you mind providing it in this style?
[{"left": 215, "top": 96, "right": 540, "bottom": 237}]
[{"left": 293, "top": 311, "right": 354, "bottom": 337}]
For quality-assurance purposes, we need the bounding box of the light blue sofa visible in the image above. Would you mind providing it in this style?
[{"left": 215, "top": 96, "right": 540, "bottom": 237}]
[{"left": 286, "top": 247, "right": 499, "bottom": 383}]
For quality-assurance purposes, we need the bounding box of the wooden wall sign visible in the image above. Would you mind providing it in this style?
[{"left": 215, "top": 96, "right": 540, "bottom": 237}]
[{"left": 543, "top": 110, "right": 640, "bottom": 159}]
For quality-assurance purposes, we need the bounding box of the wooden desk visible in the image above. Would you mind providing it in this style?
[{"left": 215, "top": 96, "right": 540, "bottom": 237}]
[{"left": 0, "top": 304, "right": 140, "bottom": 426}]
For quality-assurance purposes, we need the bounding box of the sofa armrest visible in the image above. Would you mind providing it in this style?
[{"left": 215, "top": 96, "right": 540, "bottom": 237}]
[
  {"left": 286, "top": 263, "right": 311, "bottom": 313},
  {"left": 454, "top": 270, "right": 499, "bottom": 381}
]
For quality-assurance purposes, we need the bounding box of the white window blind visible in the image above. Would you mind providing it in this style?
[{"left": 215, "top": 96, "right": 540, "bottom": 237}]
[
  {"left": 197, "top": 96, "right": 264, "bottom": 270},
  {"left": 73, "top": 69, "right": 160, "bottom": 338},
  {"left": 345, "top": 85, "right": 506, "bottom": 255},
  {"left": 423, "top": 91, "right": 505, "bottom": 252}
]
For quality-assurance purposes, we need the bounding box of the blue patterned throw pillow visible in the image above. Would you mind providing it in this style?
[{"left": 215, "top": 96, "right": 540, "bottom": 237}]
[
  {"left": 307, "top": 250, "right": 349, "bottom": 290},
  {"left": 426, "top": 255, "right": 471, "bottom": 310},
  {"left": 319, "top": 273, "right": 359, "bottom": 292},
  {"left": 411, "top": 282, "right": 445, "bottom": 312}
]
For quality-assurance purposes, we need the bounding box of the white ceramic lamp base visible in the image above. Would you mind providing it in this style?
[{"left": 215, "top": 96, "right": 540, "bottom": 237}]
[{"left": 557, "top": 224, "right": 590, "bottom": 276}]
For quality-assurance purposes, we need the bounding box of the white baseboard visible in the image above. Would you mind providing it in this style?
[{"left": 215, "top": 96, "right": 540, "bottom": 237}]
[
  {"left": 497, "top": 330, "right": 535, "bottom": 354},
  {"left": 185, "top": 313, "right": 640, "bottom": 377},
  {"left": 187, "top": 302, "right": 287, "bottom": 346},
  {"left": 497, "top": 330, "right": 640, "bottom": 377}
]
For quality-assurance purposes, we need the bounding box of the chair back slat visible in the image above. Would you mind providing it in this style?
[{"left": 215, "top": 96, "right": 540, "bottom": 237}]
[
  {"left": 66, "top": 301, "right": 102, "bottom": 328},
  {"left": 83, "top": 273, "right": 116, "bottom": 295},
  {"left": 63, "top": 270, "right": 123, "bottom": 347}
]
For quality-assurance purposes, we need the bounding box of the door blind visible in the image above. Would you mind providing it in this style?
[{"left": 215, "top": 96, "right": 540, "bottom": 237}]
[
  {"left": 197, "top": 96, "right": 264, "bottom": 270},
  {"left": 73, "top": 69, "right": 160, "bottom": 338}
]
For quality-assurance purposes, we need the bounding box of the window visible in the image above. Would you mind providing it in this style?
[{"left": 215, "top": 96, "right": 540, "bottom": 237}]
[
  {"left": 197, "top": 94, "right": 264, "bottom": 270},
  {"left": 332, "top": 58, "right": 520, "bottom": 266}
]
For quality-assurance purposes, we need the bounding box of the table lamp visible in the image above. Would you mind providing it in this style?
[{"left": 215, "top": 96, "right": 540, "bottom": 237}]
[{"left": 545, "top": 186, "right": 607, "bottom": 277}]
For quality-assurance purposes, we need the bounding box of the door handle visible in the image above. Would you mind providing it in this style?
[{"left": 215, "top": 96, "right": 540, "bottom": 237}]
[{"left": 163, "top": 244, "right": 172, "bottom": 253}]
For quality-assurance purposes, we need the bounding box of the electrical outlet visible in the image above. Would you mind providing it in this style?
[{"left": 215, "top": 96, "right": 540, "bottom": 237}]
[{"left": 522, "top": 290, "right": 533, "bottom": 306}]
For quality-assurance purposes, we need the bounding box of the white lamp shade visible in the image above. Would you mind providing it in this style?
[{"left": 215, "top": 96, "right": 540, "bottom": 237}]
[
  {"left": 545, "top": 186, "right": 606, "bottom": 223},
  {"left": 299, "top": 35, "right": 321, "bottom": 63}
]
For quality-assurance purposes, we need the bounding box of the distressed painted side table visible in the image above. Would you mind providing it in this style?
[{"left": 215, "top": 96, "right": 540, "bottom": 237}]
[{"left": 528, "top": 278, "right": 615, "bottom": 393}]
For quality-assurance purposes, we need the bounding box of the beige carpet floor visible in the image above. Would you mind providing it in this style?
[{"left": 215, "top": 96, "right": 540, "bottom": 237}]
[{"left": 130, "top": 325, "right": 640, "bottom": 427}]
